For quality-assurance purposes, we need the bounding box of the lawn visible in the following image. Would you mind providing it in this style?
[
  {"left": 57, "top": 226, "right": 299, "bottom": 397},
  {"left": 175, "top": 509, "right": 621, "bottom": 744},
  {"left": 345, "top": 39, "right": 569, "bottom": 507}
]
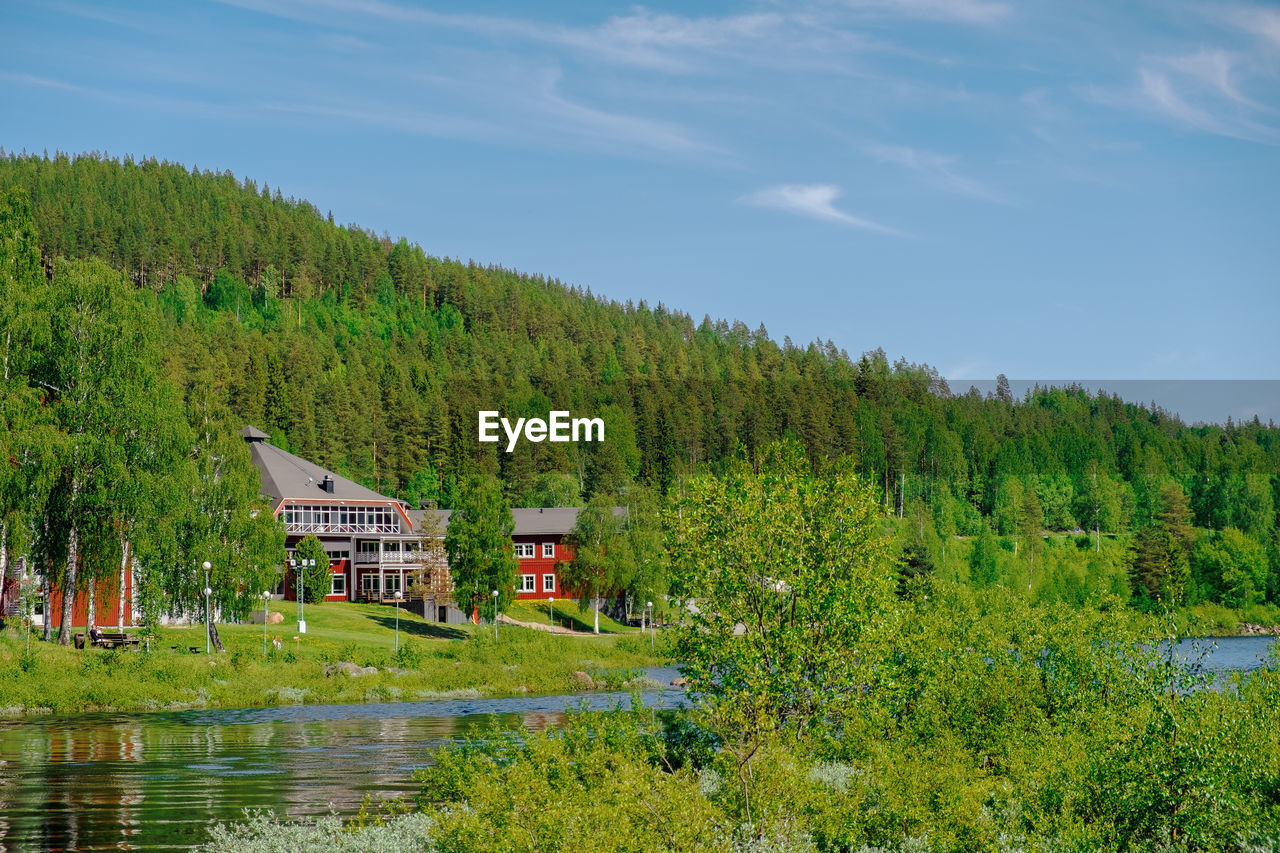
[
  {"left": 0, "top": 601, "right": 667, "bottom": 716},
  {"left": 504, "top": 597, "right": 637, "bottom": 633}
]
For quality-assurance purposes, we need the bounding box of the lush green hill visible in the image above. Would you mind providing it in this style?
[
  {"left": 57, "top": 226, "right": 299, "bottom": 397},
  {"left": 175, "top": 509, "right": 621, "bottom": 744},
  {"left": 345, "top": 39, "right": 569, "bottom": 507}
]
[{"left": 1, "top": 151, "right": 1277, "bottom": 615}]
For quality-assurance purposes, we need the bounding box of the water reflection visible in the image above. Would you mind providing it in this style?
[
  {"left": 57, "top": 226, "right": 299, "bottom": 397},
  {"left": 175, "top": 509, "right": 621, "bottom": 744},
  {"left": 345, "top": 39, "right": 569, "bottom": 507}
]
[{"left": 0, "top": 669, "right": 686, "bottom": 852}]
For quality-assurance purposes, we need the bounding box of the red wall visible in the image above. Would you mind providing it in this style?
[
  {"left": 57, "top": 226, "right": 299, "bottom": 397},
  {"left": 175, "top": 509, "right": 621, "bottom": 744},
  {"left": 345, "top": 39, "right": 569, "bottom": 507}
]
[
  {"left": 46, "top": 570, "right": 134, "bottom": 629},
  {"left": 513, "top": 535, "right": 569, "bottom": 600}
]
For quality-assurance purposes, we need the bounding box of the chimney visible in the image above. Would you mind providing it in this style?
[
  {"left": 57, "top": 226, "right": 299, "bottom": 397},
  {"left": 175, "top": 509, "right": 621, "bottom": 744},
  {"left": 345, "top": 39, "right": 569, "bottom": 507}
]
[{"left": 321, "top": 475, "right": 335, "bottom": 494}]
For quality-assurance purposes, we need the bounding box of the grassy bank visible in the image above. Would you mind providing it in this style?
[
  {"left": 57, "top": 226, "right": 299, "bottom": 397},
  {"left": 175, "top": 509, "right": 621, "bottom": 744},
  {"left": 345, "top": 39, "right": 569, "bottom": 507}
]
[{"left": 0, "top": 602, "right": 668, "bottom": 716}]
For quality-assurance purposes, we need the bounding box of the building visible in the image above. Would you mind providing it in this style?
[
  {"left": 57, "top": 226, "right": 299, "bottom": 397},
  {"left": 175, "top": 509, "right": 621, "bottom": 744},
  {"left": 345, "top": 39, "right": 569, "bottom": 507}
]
[
  {"left": 243, "top": 426, "right": 626, "bottom": 616},
  {"left": 242, "top": 426, "right": 448, "bottom": 607}
]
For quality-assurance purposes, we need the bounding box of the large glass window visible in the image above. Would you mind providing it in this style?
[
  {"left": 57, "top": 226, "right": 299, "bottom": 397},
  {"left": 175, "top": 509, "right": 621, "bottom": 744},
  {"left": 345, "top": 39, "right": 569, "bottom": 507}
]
[{"left": 331, "top": 574, "right": 346, "bottom": 597}]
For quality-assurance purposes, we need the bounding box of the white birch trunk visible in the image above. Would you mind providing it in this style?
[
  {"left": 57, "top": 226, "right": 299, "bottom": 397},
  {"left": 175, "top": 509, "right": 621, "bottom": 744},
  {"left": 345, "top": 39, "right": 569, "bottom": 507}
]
[{"left": 118, "top": 538, "right": 129, "bottom": 629}]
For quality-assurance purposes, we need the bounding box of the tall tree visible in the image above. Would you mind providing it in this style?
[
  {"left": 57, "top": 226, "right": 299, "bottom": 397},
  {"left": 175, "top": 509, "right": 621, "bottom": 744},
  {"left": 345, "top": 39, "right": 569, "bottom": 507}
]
[
  {"left": 561, "top": 494, "right": 632, "bottom": 634},
  {"left": 1131, "top": 483, "right": 1194, "bottom": 605},
  {"left": 669, "top": 439, "right": 895, "bottom": 822},
  {"left": 1021, "top": 486, "right": 1043, "bottom": 591},
  {"left": 443, "top": 474, "right": 516, "bottom": 622}
]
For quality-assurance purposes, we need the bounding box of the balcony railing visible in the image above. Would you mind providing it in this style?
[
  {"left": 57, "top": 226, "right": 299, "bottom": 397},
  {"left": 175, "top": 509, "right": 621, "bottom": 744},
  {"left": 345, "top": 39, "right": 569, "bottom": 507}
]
[
  {"left": 285, "top": 521, "right": 401, "bottom": 536},
  {"left": 354, "top": 551, "right": 435, "bottom": 565}
]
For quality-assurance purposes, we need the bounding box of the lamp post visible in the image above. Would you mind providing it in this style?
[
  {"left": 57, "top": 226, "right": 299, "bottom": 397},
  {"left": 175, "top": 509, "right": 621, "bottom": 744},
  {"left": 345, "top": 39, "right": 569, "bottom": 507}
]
[
  {"left": 548, "top": 596, "right": 555, "bottom": 628},
  {"left": 202, "top": 561, "right": 212, "bottom": 655},
  {"left": 393, "top": 589, "right": 403, "bottom": 651},
  {"left": 261, "top": 590, "right": 271, "bottom": 656},
  {"left": 647, "top": 601, "right": 654, "bottom": 652},
  {"left": 298, "top": 558, "right": 311, "bottom": 635},
  {"left": 492, "top": 589, "right": 499, "bottom": 641}
]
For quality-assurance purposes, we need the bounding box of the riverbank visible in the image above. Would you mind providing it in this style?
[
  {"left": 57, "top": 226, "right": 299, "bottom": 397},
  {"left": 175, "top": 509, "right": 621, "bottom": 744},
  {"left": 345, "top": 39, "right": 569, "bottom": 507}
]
[{"left": 0, "top": 602, "right": 668, "bottom": 716}]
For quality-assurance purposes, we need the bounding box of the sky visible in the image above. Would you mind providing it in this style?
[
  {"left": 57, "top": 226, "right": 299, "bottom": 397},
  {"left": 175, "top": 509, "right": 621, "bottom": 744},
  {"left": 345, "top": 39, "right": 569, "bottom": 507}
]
[{"left": 2, "top": 0, "right": 1278, "bottom": 390}]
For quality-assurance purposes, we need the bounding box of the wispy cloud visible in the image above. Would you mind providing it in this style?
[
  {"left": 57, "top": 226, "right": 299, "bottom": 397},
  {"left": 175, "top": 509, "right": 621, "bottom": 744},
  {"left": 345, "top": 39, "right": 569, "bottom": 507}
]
[
  {"left": 1219, "top": 5, "right": 1280, "bottom": 51},
  {"left": 843, "top": 0, "right": 1012, "bottom": 25},
  {"left": 741, "top": 184, "right": 905, "bottom": 235},
  {"left": 1165, "top": 50, "right": 1253, "bottom": 106},
  {"left": 213, "top": 0, "right": 874, "bottom": 73},
  {"left": 1131, "top": 64, "right": 1278, "bottom": 144},
  {"left": 866, "top": 143, "right": 1008, "bottom": 201}
]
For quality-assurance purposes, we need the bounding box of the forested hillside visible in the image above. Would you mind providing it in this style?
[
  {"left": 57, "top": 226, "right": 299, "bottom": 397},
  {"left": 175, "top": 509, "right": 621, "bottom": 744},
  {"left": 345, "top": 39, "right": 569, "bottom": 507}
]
[{"left": 2, "top": 151, "right": 1278, "bottom": 613}]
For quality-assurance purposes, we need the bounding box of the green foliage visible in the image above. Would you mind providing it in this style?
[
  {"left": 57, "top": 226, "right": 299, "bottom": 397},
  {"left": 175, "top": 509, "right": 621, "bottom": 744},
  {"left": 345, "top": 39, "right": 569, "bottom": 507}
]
[
  {"left": 670, "top": 439, "right": 897, "bottom": 753},
  {"left": 1132, "top": 484, "right": 1195, "bottom": 605},
  {"left": 294, "top": 534, "right": 331, "bottom": 605},
  {"left": 1193, "top": 527, "right": 1270, "bottom": 607},
  {"left": 560, "top": 494, "right": 635, "bottom": 633},
  {"left": 443, "top": 474, "right": 517, "bottom": 620},
  {"left": 968, "top": 525, "right": 1000, "bottom": 588}
]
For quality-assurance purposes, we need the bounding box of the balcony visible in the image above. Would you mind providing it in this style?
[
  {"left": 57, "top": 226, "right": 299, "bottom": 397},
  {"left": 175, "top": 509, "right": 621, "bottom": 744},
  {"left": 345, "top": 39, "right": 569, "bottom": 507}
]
[
  {"left": 285, "top": 521, "right": 401, "bottom": 536},
  {"left": 354, "top": 550, "right": 436, "bottom": 566}
]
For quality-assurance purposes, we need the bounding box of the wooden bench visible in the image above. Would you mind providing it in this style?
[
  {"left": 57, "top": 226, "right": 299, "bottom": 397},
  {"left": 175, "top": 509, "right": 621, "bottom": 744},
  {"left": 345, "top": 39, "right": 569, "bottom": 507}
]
[{"left": 88, "top": 630, "right": 140, "bottom": 649}]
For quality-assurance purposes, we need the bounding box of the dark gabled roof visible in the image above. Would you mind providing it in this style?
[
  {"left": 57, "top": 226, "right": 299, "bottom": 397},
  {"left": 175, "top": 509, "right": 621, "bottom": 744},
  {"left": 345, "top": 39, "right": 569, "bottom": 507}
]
[
  {"left": 406, "top": 506, "right": 626, "bottom": 538},
  {"left": 243, "top": 426, "right": 395, "bottom": 505}
]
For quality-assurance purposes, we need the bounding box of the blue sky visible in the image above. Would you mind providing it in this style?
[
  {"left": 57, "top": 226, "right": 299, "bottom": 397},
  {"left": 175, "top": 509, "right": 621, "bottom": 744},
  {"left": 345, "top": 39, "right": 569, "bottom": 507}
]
[{"left": 2, "top": 0, "right": 1278, "bottom": 383}]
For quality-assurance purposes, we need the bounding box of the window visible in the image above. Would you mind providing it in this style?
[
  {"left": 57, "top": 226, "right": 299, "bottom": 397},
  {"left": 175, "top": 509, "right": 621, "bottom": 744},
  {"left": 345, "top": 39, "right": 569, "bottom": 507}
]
[
  {"left": 521, "top": 574, "right": 536, "bottom": 592},
  {"left": 542, "top": 542, "right": 555, "bottom": 558},
  {"left": 515, "top": 543, "right": 535, "bottom": 559},
  {"left": 362, "top": 575, "right": 380, "bottom": 595},
  {"left": 543, "top": 574, "right": 555, "bottom": 593},
  {"left": 326, "top": 549, "right": 350, "bottom": 564},
  {"left": 385, "top": 573, "right": 402, "bottom": 594},
  {"left": 330, "top": 574, "right": 346, "bottom": 597}
]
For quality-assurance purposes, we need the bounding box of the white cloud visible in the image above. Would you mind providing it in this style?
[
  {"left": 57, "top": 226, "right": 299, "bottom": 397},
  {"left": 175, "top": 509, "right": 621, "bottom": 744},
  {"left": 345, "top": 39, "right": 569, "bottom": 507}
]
[
  {"left": 1130, "top": 65, "right": 1279, "bottom": 144},
  {"left": 865, "top": 143, "right": 1007, "bottom": 201},
  {"left": 741, "top": 184, "right": 905, "bottom": 235},
  {"left": 843, "top": 0, "right": 1011, "bottom": 25},
  {"left": 1165, "top": 50, "right": 1251, "bottom": 105},
  {"left": 1221, "top": 5, "right": 1280, "bottom": 51}
]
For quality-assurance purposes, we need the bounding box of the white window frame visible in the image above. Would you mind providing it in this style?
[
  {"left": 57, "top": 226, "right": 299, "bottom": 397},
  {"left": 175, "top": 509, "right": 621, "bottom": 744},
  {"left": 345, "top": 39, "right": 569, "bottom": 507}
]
[
  {"left": 542, "top": 542, "right": 555, "bottom": 558},
  {"left": 515, "top": 543, "right": 535, "bottom": 559},
  {"left": 330, "top": 573, "right": 346, "bottom": 597},
  {"left": 542, "top": 573, "right": 555, "bottom": 593},
  {"left": 521, "top": 574, "right": 536, "bottom": 592},
  {"left": 362, "top": 574, "right": 380, "bottom": 595}
]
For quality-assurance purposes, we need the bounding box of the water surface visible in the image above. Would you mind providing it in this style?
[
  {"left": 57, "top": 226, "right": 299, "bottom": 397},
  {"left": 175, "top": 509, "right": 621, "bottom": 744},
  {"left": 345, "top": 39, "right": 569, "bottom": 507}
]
[{"left": 0, "top": 667, "right": 686, "bottom": 852}]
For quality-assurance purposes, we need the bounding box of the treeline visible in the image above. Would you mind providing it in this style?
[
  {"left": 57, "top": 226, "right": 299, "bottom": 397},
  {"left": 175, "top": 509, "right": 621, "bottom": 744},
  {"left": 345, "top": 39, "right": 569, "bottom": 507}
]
[{"left": 1, "top": 152, "right": 1278, "bottom": 612}]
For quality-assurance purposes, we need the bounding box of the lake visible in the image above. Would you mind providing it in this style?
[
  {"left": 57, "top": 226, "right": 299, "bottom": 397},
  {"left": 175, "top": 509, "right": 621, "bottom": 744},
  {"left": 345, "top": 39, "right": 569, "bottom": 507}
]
[{"left": 1, "top": 642, "right": 1274, "bottom": 852}]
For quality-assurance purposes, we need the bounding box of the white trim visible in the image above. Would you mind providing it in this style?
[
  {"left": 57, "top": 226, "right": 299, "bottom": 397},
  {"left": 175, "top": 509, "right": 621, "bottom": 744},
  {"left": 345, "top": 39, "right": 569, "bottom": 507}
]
[
  {"left": 521, "top": 574, "right": 536, "bottom": 592},
  {"left": 515, "top": 543, "right": 535, "bottom": 559},
  {"left": 542, "top": 542, "right": 555, "bottom": 558},
  {"left": 542, "top": 573, "right": 555, "bottom": 593},
  {"left": 330, "top": 573, "right": 347, "bottom": 597}
]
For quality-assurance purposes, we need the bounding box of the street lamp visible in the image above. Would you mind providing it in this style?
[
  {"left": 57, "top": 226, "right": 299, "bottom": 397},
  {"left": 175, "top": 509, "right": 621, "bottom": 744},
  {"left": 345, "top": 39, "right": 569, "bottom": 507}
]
[
  {"left": 261, "top": 590, "right": 271, "bottom": 656},
  {"left": 202, "top": 561, "right": 212, "bottom": 655},
  {"left": 548, "top": 596, "right": 555, "bottom": 628},
  {"left": 647, "top": 601, "right": 654, "bottom": 652},
  {"left": 298, "top": 558, "right": 312, "bottom": 635},
  {"left": 491, "top": 589, "right": 499, "bottom": 641},
  {"left": 393, "top": 589, "right": 403, "bottom": 651}
]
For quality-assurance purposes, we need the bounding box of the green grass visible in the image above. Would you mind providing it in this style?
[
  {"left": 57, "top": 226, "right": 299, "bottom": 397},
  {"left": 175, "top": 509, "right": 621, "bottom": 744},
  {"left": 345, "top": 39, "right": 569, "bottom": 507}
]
[
  {"left": 0, "top": 602, "right": 667, "bottom": 716},
  {"left": 505, "top": 598, "right": 635, "bottom": 633}
]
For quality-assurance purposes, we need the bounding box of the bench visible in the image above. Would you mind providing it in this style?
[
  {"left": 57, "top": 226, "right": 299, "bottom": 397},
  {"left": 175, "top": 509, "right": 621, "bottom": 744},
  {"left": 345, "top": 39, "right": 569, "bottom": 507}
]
[{"left": 87, "top": 630, "right": 140, "bottom": 649}]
